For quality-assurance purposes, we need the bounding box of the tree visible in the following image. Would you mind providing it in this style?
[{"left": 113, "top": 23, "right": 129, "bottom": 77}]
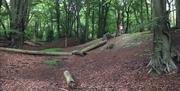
[
  {"left": 55, "top": 0, "right": 61, "bottom": 37},
  {"left": 9, "top": 0, "right": 32, "bottom": 48},
  {"left": 97, "top": 0, "right": 111, "bottom": 38},
  {"left": 147, "top": 0, "right": 179, "bottom": 74},
  {"left": 176, "top": 0, "right": 180, "bottom": 28}
]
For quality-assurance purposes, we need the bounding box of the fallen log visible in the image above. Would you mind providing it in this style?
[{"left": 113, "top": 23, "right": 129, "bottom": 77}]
[
  {"left": 81, "top": 40, "right": 107, "bottom": 52},
  {"left": 72, "top": 50, "right": 86, "bottom": 56},
  {"left": 63, "top": 70, "right": 77, "bottom": 89},
  {"left": 73, "top": 40, "right": 107, "bottom": 56},
  {"left": 24, "top": 40, "right": 41, "bottom": 47},
  {"left": 0, "top": 47, "right": 72, "bottom": 56}
]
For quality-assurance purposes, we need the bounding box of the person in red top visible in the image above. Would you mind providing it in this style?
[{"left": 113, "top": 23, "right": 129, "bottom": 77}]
[{"left": 116, "top": 23, "right": 124, "bottom": 36}]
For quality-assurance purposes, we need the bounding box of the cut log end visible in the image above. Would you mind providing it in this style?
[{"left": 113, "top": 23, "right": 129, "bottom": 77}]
[{"left": 63, "top": 70, "right": 77, "bottom": 89}]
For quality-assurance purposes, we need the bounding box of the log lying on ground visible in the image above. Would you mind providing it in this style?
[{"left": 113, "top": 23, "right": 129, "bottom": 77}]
[
  {"left": 81, "top": 40, "right": 107, "bottom": 52},
  {"left": 0, "top": 47, "right": 72, "bottom": 56},
  {"left": 24, "top": 40, "right": 41, "bottom": 47},
  {"left": 72, "top": 40, "right": 107, "bottom": 56},
  {"left": 72, "top": 50, "right": 86, "bottom": 56},
  {"left": 64, "top": 70, "right": 77, "bottom": 89}
]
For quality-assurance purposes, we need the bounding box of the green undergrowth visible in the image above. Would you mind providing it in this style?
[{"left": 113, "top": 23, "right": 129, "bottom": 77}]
[
  {"left": 41, "top": 48, "right": 63, "bottom": 52},
  {"left": 42, "top": 59, "right": 60, "bottom": 66}
]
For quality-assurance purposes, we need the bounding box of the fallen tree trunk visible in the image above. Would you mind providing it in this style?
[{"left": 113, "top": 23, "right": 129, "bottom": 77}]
[
  {"left": 81, "top": 40, "right": 107, "bottom": 52},
  {"left": 24, "top": 40, "right": 42, "bottom": 47},
  {"left": 0, "top": 47, "right": 72, "bottom": 56},
  {"left": 72, "top": 40, "right": 107, "bottom": 56},
  {"left": 63, "top": 70, "right": 77, "bottom": 89}
]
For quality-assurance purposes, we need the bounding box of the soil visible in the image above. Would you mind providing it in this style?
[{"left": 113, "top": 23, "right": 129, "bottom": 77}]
[{"left": 1, "top": 31, "right": 180, "bottom": 91}]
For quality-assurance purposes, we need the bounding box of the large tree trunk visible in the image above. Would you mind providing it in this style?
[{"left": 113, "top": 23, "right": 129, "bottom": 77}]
[
  {"left": 176, "top": 0, "right": 180, "bottom": 28},
  {"left": 9, "top": 0, "right": 32, "bottom": 48},
  {"left": 148, "top": 0, "right": 177, "bottom": 74}
]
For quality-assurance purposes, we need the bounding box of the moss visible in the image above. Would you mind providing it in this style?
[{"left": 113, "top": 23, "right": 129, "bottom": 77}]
[
  {"left": 41, "top": 48, "right": 63, "bottom": 52},
  {"left": 42, "top": 59, "right": 60, "bottom": 66}
]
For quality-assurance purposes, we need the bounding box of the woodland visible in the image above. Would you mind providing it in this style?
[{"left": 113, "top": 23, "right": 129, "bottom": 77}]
[{"left": 0, "top": 0, "right": 180, "bottom": 91}]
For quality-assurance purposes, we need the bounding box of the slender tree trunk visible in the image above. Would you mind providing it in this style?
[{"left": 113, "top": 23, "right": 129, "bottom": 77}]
[
  {"left": 176, "top": 0, "right": 180, "bottom": 28},
  {"left": 116, "top": 10, "right": 121, "bottom": 35},
  {"left": 91, "top": 9, "right": 95, "bottom": 39},
  {"left": 33, "top": 20, "right": 39, "bottom": 41},
  {"left": 125, "top": 9, "right": 130, "bottom": 33},
  {"left": 103, "top": 2, "right": 110, "bottom": 34},
  {"left": 76, "top": 11, "right": 80, "bottom": 39},
  {"left": 148, "top": 0, "right": 178, "bottom": 74},
  {"left": 140, "top": 0, "right": 144, "bottom": 32},
  {"left": 145, "top": 0, "right": 150, "bottom": 21},
  {"left": 84, "top": 1, "right": 90, "bottom": 42},
  {"left": 55, "top": 0, "right": 61, "bottom": 37},
  {"left": 98, "top": 0, "right": 102, "bottom": 38},
  {"left": 0, "top": 0, "right": 2, "bottom": 9}
]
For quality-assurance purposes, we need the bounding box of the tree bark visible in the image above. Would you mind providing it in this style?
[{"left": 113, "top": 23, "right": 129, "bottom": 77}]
[
  {"left": 84, "top": 1, "right": 90, "bottom": 42},
  {"left": 176, "top": 0, "right": 180, "bottom": 28},
  {"left": 148, "top": 0, "right": 177, "bottom": 74},
  {"left": 9, "top": 0, "right": 32, "bottom": 48},
  {"left": 55, "top": 0, "right": 61, "bottom": 37}
]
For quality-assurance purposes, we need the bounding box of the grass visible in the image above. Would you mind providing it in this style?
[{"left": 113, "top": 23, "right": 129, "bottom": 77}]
[
  {"left": 42, "top": 59, "right": 60, "bottom": 66},
  {"left": 41, "top": 48, "right": 63, "bottom": 52}
]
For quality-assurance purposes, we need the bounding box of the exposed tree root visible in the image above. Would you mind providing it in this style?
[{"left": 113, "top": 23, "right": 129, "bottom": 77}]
[{"left": 147, "top": 54, "right": 177, "bottom": 74}]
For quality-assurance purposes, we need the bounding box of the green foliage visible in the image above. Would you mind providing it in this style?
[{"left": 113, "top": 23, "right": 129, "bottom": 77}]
[
  {"left": 42, "top": 59, "right": 60, "bottom": 66},
  {"left": 41, "top": 48, "right": 63, "bottom": 52},
  {"left": 0, "top": 0, "right": 176, "bottom": 42}
]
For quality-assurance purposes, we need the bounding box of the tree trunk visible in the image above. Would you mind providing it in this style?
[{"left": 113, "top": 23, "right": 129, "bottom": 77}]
[
  {"left": 145, "top": 0, "right": 150, "bottom": 21},
  {"left": 97, "top": 0, "right": 110, "bottom": 38},
  {"left": 55, "top": 0, "right": 61, "bottom": 37},
  {"left": 76, "top": 9, "right": 81, "bottom": 39},
  {"left": 33, "top": 20, "right": 39, "bottom": 41},
  {"left": 91, "top": 9, "right": 95, "bottom": 39},
  {"left": 140, "top": 0, "right": 144, "bottom": 32},
  {"left": 84, "top": 1, "right": 90, "bottom": 42},
  {"left": 176, "top": 0, "right": 180, "bottom": 28},
  {"left": 148, "top": 0, "right": 177, "bottom": 74},
  {"left": 9, "top": 0, "right": 32, "bottom": 48}
]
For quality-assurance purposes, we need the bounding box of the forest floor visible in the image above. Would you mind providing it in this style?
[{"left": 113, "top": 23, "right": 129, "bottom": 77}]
[{"left": 1, "top": 31, "right": 180, "bottom": 91}]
